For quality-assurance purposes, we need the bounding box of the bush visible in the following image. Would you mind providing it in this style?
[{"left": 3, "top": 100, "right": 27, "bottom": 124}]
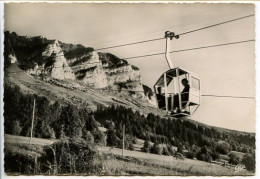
[
  {"left": 141, "top": 140, "right": 151, "bottom": 153},
  {"left": 151, "top": 143, "right": 163, "bottom": 155},
  {"left": 196, "top": 146, "right": 212, "bottom": 162},
  {"left": 166, "top": 144, "right": 174, "bottom": 156},
  {"left": 162, "top": 146, "right": 170, "bottom": 156},
  {"left": 132, "top": 136, "right": 138, "bottom": 144},
  {"left": 186, "top": 151, "right": 195, "bottom": 159},
  {"left": 241, "top": 154, "right": 255, "bottom": 172},
  {"left": 128, "top": 143, "right": 135, "bottom": 151},
  {"left": 41, "top": 138, "right": 97, "bottom": 174},
  {"left": 215, "top": 142, "right": 230, "bottom": 155},
  {"left": 228, "top": 153, "right": 240, "bottom": 165},
  {"left": 106, "top": 129, "right": 118, "bottom": 147},
  {"left": 119, "top": 134, "right": 135, "bottom": 150},
  {"left": 84, "top": 131, "right": 95, "bottom": 144},
  {"left": 93, "top": 130, "right": 106, "bottom": 145},
  {"left": 11, "top": 120, "right": 22, "bottom": 135},
  {"left": 211, "top": 151, "right": 220, "bottom": 161}
]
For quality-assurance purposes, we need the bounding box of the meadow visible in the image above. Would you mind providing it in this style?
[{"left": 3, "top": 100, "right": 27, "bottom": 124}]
[{"left": 4, "top": 134, "right": 253, "bottom": 176}]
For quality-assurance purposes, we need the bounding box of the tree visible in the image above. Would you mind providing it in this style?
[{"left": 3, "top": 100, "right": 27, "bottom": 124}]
[
  {"left": 196, "top": 146, "right": 212, "bottom": 162},
  {"left": 242, "top": 154, "right": 255, "bottom": 172},
  {"left": 83, "top": 131, "right": 94, "bottom": 144},
  {"left": 106, "top": 129, "right": 118, "bottom": 147},
  {"left": 10, "top": 120, "right": 22, "bottom": 135},
  {"left": 211, "top": 150, "right": 220, "bottom": 161},
  {"left": 162, "top": 146, "right": 170, "bottom": 156},
  {"left": 228, "top": 153, "right": 239, "bottom": 165},
  {"left": 151, "top": 143, "right": 163, "bottom": 155},
  {"left": 215, "top": 142, "right": 230, "bottom": 155},
  {"left": 41, "top": 138, "right": 97, "bottom": 174},
  {"left": 166, "top": 144, "right": 174, "bottom": 156},
  {"left": 141, "top": 140, "right": 151, "bottom": 153},
  {"left": 186, "top": 151, "right": 195, "bottom": 159}
]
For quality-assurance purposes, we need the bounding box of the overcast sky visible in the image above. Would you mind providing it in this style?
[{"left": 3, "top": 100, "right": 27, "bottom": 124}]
[{"left": 4, "top": 3, "right": 255, "bottom": 132}]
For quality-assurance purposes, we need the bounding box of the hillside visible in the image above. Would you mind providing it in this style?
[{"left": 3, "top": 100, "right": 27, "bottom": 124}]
[
  {"left": 4, "top": 31, "right": 154, "bottom": 102},
  {"left": 3, "top": 31, "right": 255, "bottom": 175}
]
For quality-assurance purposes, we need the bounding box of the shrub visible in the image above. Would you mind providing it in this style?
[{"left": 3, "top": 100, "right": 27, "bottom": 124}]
[
  {"left": 151, "top": 143, "right": 163, "bottom": 155},
  {"left": 228, "top": 153, "right": 240, "bottom": 165},
  {"left": 162, "top": 146, "right": 170, "bottom": 156},
  {"left": 106, "top": 129, "right": 118, "bottom": 147},
  {"left": 211, "top": 151, "right": 220, "bottom": 161},
  {"left": 166, "top": 144, "right": 174, "bottom": 156},
  {"left": 84, "top": 131, "right": 95, "bottom": 144},
  {"left": 93, "top": 130, "right": 106, "bottom": 145},
  {"left": 132, "top": 136, "right": 138, "bottom": 144},
  {"left": 5, "top": 150, "right": 35, "bottom": 174},
  {"left": 41, "top": 138, "right": 97, "bottom": 174},
  {"left": 215, "top": 142, "right": 230, "bottom": 155},
  {"left": 141, "top": 140, "right": 151, "bottom": 153},
  {"left": 186, "top": 151, "right": 195, "bottom": 159},
  {"left": 196, "top": 146, "right": 212, "bottom": 162},
  {"left": 241, "top": 154, "right": 255, "bottom": 172},
  {"left": 11, "top": 120, "right": 22, "bottom": 135},
  {"left": 128, "top": 143, "right": 135, "bottom": 151}
]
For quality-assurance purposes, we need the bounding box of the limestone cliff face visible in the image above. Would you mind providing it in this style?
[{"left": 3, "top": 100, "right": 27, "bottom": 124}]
[
  {"left": 66, "top": 49, "right": 143, "bottom": 92},
  {"left": 5, "top": 32, "right": 155, "bottom": 101},
  {"left": 41, "top": 40, "right": 75, "bottom": 80}
]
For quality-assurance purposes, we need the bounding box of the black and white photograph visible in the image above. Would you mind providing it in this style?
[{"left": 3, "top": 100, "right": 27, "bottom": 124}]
[{"left": 1, "top": 2, "right": 257, "bottom": 177}]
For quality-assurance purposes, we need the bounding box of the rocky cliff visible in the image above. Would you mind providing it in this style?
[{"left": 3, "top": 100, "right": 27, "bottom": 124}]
[{"left": 4, "top": 31, "right": 154, "bottom": 101}]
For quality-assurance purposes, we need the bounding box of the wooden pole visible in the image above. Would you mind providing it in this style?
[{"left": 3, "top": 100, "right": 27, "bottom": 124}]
[
  {"left": 164, "top": 73, "right": 168, "bottom": 112},
  {"left": 29, "top": 98, "right": 36, "bottom": 144},
  {"left": 122, "top": 124, "right": 125, "bottom": 157}
]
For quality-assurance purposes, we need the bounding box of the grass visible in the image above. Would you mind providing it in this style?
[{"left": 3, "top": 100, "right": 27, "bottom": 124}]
[
  {"left": 98, "top": 146, "right": 253, "bottom": 176},
  {"left": 4, "top": 135, "right": 254, "bottom": 176},
  {"left": 5, "top": 134, "right": 56, "bottom": 146},
  {"left": 94, "top": 152, "right": 253, "bottom": 176},
  {"left": 230, "top": 150, "right": 247, "bottom": 161}
]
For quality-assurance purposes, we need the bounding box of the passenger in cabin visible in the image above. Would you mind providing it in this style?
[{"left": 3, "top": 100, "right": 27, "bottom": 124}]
[
  {"left": 181, "top": 78, "right": 190, "bottom": 93},
  {"left": 171, "top": 78, "right": 190, "bottom": 113},
  {"left": 181, "top": 78, "right": 190, "bottom": 102},
  {"left": 157, "top": 79, "right": 190, "bottom": 113},
  {"left": 156, "top": 86, "right": 165, "bottom": 109}
]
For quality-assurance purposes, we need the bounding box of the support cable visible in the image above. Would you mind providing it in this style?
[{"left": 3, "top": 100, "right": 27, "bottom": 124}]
[
  {"left": 124, "top": 39, "right": 255, "bottom": 60},
  {"left": 94, "top": 14, "right": 254, "bottom": 51}
]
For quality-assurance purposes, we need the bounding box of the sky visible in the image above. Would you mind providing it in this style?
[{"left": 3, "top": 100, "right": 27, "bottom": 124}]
[{"left": 4, "top": 3, "right": 255, "bottom": 132}]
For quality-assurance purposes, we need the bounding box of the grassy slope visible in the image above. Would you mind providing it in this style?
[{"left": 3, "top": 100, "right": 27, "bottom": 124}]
[
  {"left": 5, "top": 64, "right": 255, "bottom": 136},
  {"left": 5, "top": 64, "right": 159, "bottom": 114},
  {"left": 98, "top": 146, "right": 252, "bottom": 176},
  {"left": 4, "top": 135, "right": 252, "bottom": 176}
]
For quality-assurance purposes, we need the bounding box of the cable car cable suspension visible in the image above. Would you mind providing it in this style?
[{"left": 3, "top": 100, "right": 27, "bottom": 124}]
[
  {"left": 95, "top": 14, "right": 254, "bottom": 51},
  {"left": 178, "top": 14, "right": 254, "bottom": 36},
  {"left": 124, "top": 39, "right": 255, "bottom": 60},
  {"left": 201, "top": 95, "right": 255, "bottom": 99}
]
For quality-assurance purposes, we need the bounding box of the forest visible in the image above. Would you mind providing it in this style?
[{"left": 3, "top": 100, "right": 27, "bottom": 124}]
[{"left": 4, "top": 84, "right": 255, "bottom": 173}]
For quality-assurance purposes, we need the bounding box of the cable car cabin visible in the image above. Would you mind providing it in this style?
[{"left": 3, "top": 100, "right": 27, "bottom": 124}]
[{"left": 154, "top": 67, "right": 200, "bottom": 118}]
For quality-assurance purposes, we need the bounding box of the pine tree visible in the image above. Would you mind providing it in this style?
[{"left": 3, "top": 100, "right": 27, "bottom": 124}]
[{"left": 106, "top": 129, "right": 118, "bottom": 146}]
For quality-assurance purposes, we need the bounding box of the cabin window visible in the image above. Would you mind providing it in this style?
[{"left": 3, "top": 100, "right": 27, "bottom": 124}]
[{"left": 191, "top": 76, "right": 200, "bottom": 90}]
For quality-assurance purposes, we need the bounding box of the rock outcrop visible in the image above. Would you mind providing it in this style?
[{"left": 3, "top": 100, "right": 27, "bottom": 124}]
[
  {"left": 4, "top": 31, "right": 155, "bottom": 101},
  {"left": 41, "top": 40, "right": 75, "bottom": 80}
]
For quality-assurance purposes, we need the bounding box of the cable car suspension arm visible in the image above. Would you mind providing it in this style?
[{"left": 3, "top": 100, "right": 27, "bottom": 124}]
[{"left": 164, "top": 31, "right": 179, "bottom": 69}]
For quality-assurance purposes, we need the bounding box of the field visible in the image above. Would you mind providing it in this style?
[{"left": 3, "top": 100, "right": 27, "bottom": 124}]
[
  {"left": 97, "top": 146, "right": 252, "bottom": 176},
  {"left": 4, "top": 134, "right": 253, "bottom": 176}
]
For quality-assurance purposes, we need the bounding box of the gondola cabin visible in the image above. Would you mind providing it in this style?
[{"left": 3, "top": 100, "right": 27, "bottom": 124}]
[{"left": 154, "top": 67, "right": 200, "bottom": 118}]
